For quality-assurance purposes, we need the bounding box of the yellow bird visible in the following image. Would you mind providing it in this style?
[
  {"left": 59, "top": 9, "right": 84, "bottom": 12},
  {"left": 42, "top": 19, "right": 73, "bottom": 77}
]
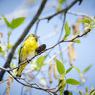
[{"left": 16, "top": 34, "right": 39, "bottom": 77}]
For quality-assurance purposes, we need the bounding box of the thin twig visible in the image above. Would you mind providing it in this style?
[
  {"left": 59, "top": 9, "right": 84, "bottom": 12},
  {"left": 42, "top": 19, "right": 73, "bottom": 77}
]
[
  {"left": 39, "top": 0, "right": 81, "bottom": 21},
  {"left": 7, "top": 71, "right": 55, "bottom": 95},
  {"left": 67, "top": 11, "right": 93, "bottom": 20},
  {"left": 47, "top": 43, "right": 72, "bottom": 63},
  {"left": 58, "top": 13, "right": 66, "bottom": 63},
  {"left": 35, "top": 20, "right": 40, "bottom": 34},
  {"left": 0, "top": 78, "right": 8, "bottom": 84},
  {"left": 58, "top": 13, "right": 66, "bottom": 42}
]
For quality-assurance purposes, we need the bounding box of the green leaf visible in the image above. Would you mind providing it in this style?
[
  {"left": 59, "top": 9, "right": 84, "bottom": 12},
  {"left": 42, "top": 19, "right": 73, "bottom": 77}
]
[
  {"left": 69, "top": 92, "right": 73, "bottom": 95},
  {"left": 76, "top": 19, "right": 92, "bottom": 24},
  {"left": 74, "top": 31, "right": 80, "bottom": 36},
  {"left": 74, "top": 39, "right": 81, "bottom": 44},
  {"left": 56, "top": 59, "right": 65, "bottom": 74},
  {"left": 66, "top": 78, "right": 82, "bottom": 85},
  {"left": 44, "top": 54, "right": 48, "bottom": 59},
  {"left": 74, "top": 66, "right": 80, "bottom": 74},
  {"left": 0, "top": 46, "right": 4, "bottom": 53},
  {"left": 83, "top": 65, "right": 92, "bottom": 73},
  {"left": 63, "top": 21, "right": 71, "bottom": 40},
  {"left": 8, "top": 44, "right": 13, "bottom": 49},
  {"left": 10, "top": 63, "right": 16, "bottom": 68},
  {"left": 30, "top": 60, "right": 36, "bottom": 64},
  {"left": 2, "top": 14, "right": 11, "bottom": 27},
  {"left": 42, "top": 62, "right": 51, "bottom": 66},
  {"left": 2, "top": 15, "right": 25, "bottom": 29},
  {"left": 7, "top": 30, "right": 12, "bottom": 36},
  {"left": 58, "top": 78, "right": 66, "bottom": 95},
  {"left": 11, "top": 17, "right": 25, "bottom": 29},
  {"left": 10, "top": 63, "right": 17, "bottom": 76},
  {"left": 59, "top": 86, "right": 65, "bottom": 95},
  {"left": 0, "top": 18, "right": 2, "bottom": 20},
  {"left": 85, "top": 87, "right": 88, "bottom": 93},
  {"left": 36, "top": 56, "right": 45, "bottom": 68},
  {"left": 0, "top": 43, "right": 5, "bottom": 53},
  {"left": 91, "top": 86, "right": 94, "bottom": 90},
  {"left": 59, "top": 0, "right": 66, "bottom": 4},
  {"left": 66, "top": 66, "right": 74, "bottom": 74},
  {"left": 24, "top": 87, "right": 31, "bottom": 91}
]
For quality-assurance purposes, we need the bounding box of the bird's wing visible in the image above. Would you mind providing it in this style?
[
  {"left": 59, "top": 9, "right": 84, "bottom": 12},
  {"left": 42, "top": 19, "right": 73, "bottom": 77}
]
[{"left": 18, "top": 46, "right": 23, "bottom": 64}]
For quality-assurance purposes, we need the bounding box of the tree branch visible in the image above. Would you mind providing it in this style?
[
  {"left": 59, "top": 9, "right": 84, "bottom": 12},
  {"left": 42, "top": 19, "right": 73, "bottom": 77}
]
[
  {"left": 0, "top": 0, "right": 47, "bottom": 81},
  {"left": 39, "top": 0, "right": 82, "bottom": 21},
  {"left": 0, "top": 28, "right": 91, "bottom": 94},
  {"left": 6, "top": 71, "right": 56, "bottom": 95},
  {"left": 0, "top": 29, "right": 91, "bottom": 72},
  {"left": 67, "top": 11, "right": 93, "bottom": 20}
]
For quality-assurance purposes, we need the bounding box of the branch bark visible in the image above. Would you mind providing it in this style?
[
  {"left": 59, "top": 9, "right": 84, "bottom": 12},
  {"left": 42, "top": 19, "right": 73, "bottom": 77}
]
[
  {"left": 39, "top": 0, "right": 82, "bottom": 21},
  {"left": 0, "top": 0, "right": 47, "bottom": 81}
]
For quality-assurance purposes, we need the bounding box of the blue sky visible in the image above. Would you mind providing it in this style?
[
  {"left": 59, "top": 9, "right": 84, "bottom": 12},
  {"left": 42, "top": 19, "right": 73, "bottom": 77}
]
[{"left": 0, "top": 0, "right": 95, "bottom": 95}]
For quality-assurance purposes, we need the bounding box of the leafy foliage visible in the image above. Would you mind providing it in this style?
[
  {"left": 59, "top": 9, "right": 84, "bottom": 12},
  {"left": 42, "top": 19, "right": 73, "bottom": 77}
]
[
  {"left": 10, "top": 63, "right": 17, "bottom": 76},
  {"left": 74, "top": 66, "right": 81, "bottom": 74},
  {"left": 69, "top": 92, "right": 73, "bottom": 95},
  {"left": 63, "top": 21, "right": 71, "bottom": 40},
  {"left": 2, "top": 14, "right": 11, "bottom": 28},
  {"left": 36, "top": 55, "right": 45, "bottom": 68},
  {"left": 11, "top": 17, "right": 25, "bottom": 29},
  {"left": 74, "top": 31, "right": 80, "bottom": 36},
  {"left": 76, "top": 19, "right": 92, "bottom": 24},
  {"left": 83, "top": 65, "right": 92, "bottom": 73},
  {"left": 2, "top": 14, "right": 25, "bottom": 29},
  {"left": 66, "top": 66, "right": 74, "bottom": 74},
  {"left": 66, "top": 78, "right": 82, "bottom": 85},
  {"left": 56, "top": 59, "right": 65, "bottom": 74},
  {"left": 8, "top": 44, "right": 13, "bottom": 49},
  {"left": 74, "top": 39, "right": 81, "bottom": 44},
  {"left": 59, "top": 0, "right": 66, "bottom": 5},
  {"left": 76, "top": 18, "right": 95, "bottom": 30},
  {"left": 58, "top": 76, "right": 66, "bottom": 95}
]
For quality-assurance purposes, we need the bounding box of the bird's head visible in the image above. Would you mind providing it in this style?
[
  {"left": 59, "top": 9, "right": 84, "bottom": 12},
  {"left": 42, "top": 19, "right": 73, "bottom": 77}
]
[{"left": 26, "top": 34, "right": 40, "bottom": 41}]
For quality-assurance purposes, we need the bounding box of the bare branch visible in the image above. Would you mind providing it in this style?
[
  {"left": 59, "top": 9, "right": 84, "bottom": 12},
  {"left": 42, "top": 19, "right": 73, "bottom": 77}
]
[
  {"left": 57, "top": 13, "right": 66, "bottom": 63},
  {"left": 7, "top": 72, "right": 56, "bottom": 95},
  {"left": 35, "top": 20, "right": 40, "bottom": 34},
  {"left": 39, "top": 0, "right": 81, "bottom": 21},
  {"left": 67, "top": 11, "right": 93, "bottom": 20},
  {"left": 0, "top": 78, "right": 8, "bottom": 84}
]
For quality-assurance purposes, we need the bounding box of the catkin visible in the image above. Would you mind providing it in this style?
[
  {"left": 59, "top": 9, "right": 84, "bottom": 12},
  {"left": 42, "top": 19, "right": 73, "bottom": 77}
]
[{"left": 6, "top": 77, "right": 11, "bottom": 95}]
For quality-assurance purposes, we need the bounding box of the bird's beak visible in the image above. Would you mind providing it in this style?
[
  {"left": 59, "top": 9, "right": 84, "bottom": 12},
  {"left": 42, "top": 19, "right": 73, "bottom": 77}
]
[{"left": 36, "top": 36, "right": 40, "bottom": 38}]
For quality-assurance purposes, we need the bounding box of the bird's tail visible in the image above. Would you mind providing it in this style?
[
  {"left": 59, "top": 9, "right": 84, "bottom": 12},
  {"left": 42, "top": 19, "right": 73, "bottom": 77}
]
[{"left": 16, "top": 63, "right": 27, "bottom": 77}]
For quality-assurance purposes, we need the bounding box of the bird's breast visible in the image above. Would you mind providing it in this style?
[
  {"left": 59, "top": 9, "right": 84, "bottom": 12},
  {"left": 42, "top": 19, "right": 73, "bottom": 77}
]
[{"left": 20, "top": 40, "right": 38, "bottom": 61}]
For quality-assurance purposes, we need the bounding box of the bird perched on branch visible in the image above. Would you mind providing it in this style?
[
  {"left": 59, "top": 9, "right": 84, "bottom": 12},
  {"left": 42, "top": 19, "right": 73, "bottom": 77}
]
[{"left": 16, "top": 34, "right": 46, "bottom": 77}]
